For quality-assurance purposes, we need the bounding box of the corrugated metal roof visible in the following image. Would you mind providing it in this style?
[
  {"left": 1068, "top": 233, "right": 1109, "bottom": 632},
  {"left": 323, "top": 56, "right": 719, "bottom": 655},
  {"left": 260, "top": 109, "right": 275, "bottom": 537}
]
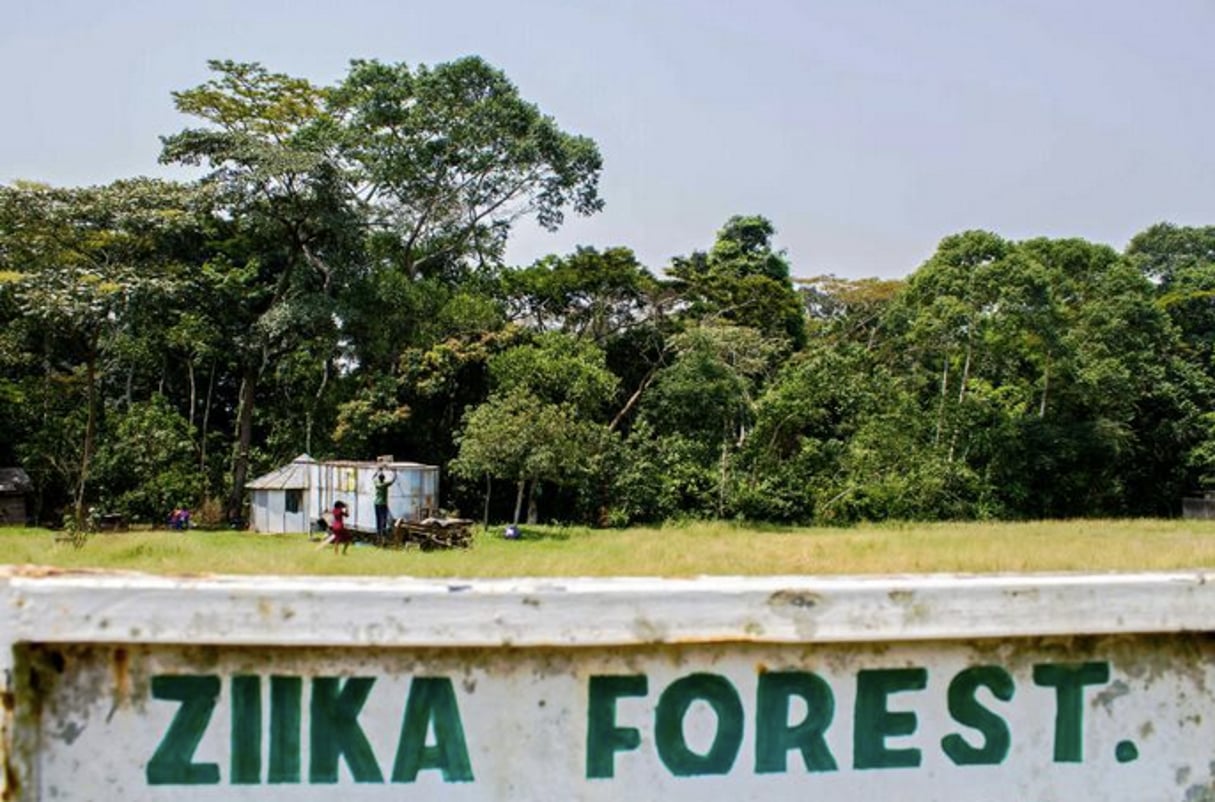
[
  {"left": 319, "top": 460, "right": 437, "bottom": 469},
  {"left": 245, "top": 454, "right": 313, "bottom": 491},
  {"left": 0, "top": 468, "right": 32, "bottom": 495},
  {"left": 246, "top": 455, "right": 438, "bottom": 492}
]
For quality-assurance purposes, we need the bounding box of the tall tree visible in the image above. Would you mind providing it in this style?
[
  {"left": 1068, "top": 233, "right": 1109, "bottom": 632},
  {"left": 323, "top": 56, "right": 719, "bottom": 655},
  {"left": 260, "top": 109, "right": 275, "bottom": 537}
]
[
  {"left": 488, "top": 331, "right": 619, "bottom": 418},
  {"left": 738, "top": 341, "right": 895, "bottom": 521},
  {"left": 1124, "top": 223, "right": 1215, "bottom": 499},
  {"left": 884, "top": 231, "right": 1199, "bottom": 518},
  {"left": 162, "top": 60, "right": 361, "bottom": 519},
  {"left": 330, "top": 56, "right": 604, "bottom": 277},
  {"left": 450, "top": 390, "right": 605, "bottom": 525},
  {"left": 797, "top": 274, "right": 905, "bottom": 351},
  {"left": 1127, "top": 223, "right": 1215, "bottom": 368},
  {"left": 668, "top": 215, "right": 806, "bottom": 349},
  {"left": 639, "top": 323, "right": 782, "bottom": 517},
  {"left": 501, "top": 246, "right": 660, "bottom": 343},
  {"left": 0, "top": 180, "right": 204, "bottom": 525}
]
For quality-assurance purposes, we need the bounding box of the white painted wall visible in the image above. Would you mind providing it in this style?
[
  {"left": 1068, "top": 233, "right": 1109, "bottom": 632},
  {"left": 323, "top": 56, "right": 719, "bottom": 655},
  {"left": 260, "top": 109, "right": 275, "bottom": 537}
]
[
  {"left": 308, "top": 463, "right": 438, "bottom": 533},
  {"left": 249, "top": 462, "right": 439, "bottom": 534},
  {"left": 4, "top": 571, "right": 1215, "bottom": 800},
  {"left": 249, "top": 489, "right": 307, "bottom": 535}
]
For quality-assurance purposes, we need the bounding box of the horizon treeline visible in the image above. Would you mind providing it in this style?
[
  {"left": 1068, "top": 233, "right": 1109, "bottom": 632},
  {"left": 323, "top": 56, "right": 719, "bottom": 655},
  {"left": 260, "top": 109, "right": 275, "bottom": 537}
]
[{"left": 3, "top": 57, "right": 1215, "bottom": 529}]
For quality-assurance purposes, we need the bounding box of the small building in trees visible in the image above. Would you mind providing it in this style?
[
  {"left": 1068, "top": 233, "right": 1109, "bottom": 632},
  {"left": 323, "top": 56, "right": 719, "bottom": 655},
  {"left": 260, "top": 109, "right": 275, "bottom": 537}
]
[
  {"left": 246, "top": 455, "right": 439, "bottom": 535},
  {"left": 0, "top": 468, "right": 32, "bottom": 526},
  {"left": 1183, "top": 491, "right": 1215, "bottom": 521}
]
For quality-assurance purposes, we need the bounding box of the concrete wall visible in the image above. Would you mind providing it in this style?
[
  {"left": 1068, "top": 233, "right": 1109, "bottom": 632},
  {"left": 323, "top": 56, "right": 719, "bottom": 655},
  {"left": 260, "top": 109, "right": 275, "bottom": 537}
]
[{"left": 3, "top": 571, "right": 1215, "bottom": 800}]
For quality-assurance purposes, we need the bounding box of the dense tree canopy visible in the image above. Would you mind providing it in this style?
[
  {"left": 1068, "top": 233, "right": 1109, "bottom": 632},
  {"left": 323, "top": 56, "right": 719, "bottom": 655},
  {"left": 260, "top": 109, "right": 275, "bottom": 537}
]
[{"left": 2, "top": 54, "right": 1213, "bottom": 529}]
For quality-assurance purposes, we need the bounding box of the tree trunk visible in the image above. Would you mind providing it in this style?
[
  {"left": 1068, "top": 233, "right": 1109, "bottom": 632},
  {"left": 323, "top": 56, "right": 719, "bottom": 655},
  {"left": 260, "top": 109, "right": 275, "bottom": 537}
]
[
  {"left": 74, "top": 346, "right": 99, "bottom": 528},
  {"left": 935, "top": 353, "right": 949, "bottom": 447},
  {"left": 957, "top": 330, "right": 973, "bottom": 405},
  {"left": 718, "top": 435, "right": 729, "bottom": 518},
  {"left": 199, "top": 360, "right": 216, "bottom": 493},
  {"left": 307, "top": 358, "right": 332, "bottom": 456},
  {"left": 609, "top": 367, "right": 658, "bottom": 432},
  {"left": 187, "top": 360, "right": 197, "bottom": 430},
  {"left": 512, "top": 479, "right": 526, "bottom": 526},
  {"left": 225, "top": 366, "right": 258, "bottom": 523},
  {"left": 1039, "top": 357, "right": 1050, "bottom": 418},
  {"left": 948, "top": 331, "right": 975, "bottom": 463},
  {"left": 527, "top": 482, "right": 539, "bottom": 524},
  {"left": 482, "top": 474, "right": 492, "bottom": 530}
]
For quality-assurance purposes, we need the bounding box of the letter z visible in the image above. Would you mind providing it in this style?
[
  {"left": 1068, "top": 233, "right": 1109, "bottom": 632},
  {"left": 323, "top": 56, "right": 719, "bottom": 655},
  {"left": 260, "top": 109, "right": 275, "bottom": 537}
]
[{"left": 147, "top": 675, "right": 222, "bottom": 785}]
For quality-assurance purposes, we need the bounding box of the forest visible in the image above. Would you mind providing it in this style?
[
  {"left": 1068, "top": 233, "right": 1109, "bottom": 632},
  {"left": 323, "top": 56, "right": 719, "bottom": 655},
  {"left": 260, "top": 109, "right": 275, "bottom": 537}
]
[{"left": 3, "top": 56, "right": 1215, "bottom": 530}]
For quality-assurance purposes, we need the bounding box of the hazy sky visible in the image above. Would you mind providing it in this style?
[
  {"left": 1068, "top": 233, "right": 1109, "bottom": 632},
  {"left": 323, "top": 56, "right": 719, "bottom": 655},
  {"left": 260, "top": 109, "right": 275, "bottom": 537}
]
[{"left": 4, "top": 0, "right": 1213, "bottom": 278}]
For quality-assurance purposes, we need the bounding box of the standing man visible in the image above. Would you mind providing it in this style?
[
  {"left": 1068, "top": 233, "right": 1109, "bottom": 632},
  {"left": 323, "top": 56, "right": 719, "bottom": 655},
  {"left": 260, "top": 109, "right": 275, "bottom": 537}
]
[{"left": 373, "top": 468, "right": 396, "bottom": 541}]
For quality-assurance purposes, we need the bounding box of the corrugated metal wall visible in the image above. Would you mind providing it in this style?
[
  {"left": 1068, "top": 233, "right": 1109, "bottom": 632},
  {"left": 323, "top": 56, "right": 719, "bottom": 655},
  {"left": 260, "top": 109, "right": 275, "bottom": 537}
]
[{"left": 252, "top": 461, "right": 440, "bottom": 534}]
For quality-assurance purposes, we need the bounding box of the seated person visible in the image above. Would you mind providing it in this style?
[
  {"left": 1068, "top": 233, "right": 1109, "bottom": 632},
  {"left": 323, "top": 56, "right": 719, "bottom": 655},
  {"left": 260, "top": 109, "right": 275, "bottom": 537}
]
[{"left": 168, "top": 506, "right": 191, "bottom": 530}]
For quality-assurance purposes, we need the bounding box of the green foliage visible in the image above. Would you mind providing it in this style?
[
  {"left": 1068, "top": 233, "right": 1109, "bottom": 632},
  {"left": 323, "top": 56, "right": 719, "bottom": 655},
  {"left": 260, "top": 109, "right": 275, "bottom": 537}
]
[
  {"left": 501, "top": 247, "right": 659, "bottom": 342},
  {"left": 92, "top": 396, "right": 198, "bottom": 523},
  {"left": 1126, "top": 222, "right": 1215, "bottom": 287},
  {"left": 4, "top": 53, "right": 1215, "bottom": 530},
  {"left": 332, "top": 377, "right": 412, "bottom": 455},
  {"left": 0, "top": 180, "right": 211, "bottom": 525},
  {"left": 330, "top": 56, "right": 603, "bottom": 275},
  {"left": 873, "top": 230, "right": 1207, "bottom": 519},
  {"left": 450, "top": 389, "right": 610, "bottom": 522},
  {"left": 798, "top": 274, "right": 905, "bottom": 350},
  {"left": 451, "top": 391, "right": 598, "bottom": 486},
  {"left": 608, "top": 424, "right": 719, "bottom": 524},
  {"left": 734, "top": 343, "right": 890, "bottom": 522},
  {"left": 488, "top": 331, "right": 619, "bottom": 417},
  {"left": 642, "top": 323, "right": 778, "bottom": 441},
  {"left": 669, "top": 215, "right": 807, "bottom": 348}
]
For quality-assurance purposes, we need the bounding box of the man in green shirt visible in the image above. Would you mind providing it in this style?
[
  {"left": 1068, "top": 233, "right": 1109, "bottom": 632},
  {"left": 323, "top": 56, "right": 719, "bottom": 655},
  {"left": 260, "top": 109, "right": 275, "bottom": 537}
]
[{"left": 373, "top": 469, "right": 396, "bottom": 540}]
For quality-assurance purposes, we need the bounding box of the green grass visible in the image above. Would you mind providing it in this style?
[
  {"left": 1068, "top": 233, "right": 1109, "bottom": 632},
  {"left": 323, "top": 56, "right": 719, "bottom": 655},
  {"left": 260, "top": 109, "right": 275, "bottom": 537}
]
[{"left": 4, "top": 519, "right": 1215, "bottom": 577}]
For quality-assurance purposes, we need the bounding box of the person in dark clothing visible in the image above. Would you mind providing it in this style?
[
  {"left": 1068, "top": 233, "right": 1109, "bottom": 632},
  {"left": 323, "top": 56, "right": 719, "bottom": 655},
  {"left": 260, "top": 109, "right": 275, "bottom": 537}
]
[{"left": 373, "top": 469, "right": 396, "bottom": 540}]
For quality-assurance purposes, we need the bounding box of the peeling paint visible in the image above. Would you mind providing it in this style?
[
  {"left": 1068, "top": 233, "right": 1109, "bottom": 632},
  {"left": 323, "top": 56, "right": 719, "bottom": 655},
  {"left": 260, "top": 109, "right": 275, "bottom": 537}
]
[
  {"left": 6, "top": 572, "right": 1215, "bottom": 799},
  {"left": 769, "top": 589, "right": 822, "bottom": 610},
  {"left": 631, "top": 617, "right": 668, "bottom": 643},
  {"left": 1184, "top": 782, "right": 1215, "bottom": 801},
  {"left": 8, "top": 638, "right": 1215, "bottom": 799},
  {"left": 1, "top": 671, "right": 16, "bottom": 802},
  {"left": 1095, "top": 679, "right": 1131, "bottom": 710}
]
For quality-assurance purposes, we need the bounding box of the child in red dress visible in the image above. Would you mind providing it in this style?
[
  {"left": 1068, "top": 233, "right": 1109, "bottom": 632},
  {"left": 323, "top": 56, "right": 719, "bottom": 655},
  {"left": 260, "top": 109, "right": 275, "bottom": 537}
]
[{"left": 331, "top": 500, "right": 351, "bottom": 555}]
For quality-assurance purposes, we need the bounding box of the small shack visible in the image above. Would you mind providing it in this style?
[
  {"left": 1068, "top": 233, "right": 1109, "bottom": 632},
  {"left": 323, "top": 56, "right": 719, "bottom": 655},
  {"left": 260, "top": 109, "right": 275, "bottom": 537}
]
[
  {"left": 1183, "top": 491, "right": 1215, "bottom": 520},
  {"left": 246, "top": 454, "right": 439, "bottom": 535},
  {"left": 0, "top": 468, "right": 31, "bottom": 526}
]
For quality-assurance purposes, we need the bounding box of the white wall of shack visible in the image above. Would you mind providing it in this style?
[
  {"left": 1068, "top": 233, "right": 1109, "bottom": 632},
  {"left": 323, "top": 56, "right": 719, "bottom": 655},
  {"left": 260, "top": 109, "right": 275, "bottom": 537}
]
[
  {"left": 249, "top": 463, "right": 439, "bottom": 534},
  {"left": 249, "top": 490, "right": 307, "bottom": 535}
]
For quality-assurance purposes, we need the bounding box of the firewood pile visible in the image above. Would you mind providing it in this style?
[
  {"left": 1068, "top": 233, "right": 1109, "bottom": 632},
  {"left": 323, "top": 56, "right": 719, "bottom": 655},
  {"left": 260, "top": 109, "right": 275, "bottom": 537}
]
[{"left": 387, "top": 517, "right": 475, "bottom": 550}]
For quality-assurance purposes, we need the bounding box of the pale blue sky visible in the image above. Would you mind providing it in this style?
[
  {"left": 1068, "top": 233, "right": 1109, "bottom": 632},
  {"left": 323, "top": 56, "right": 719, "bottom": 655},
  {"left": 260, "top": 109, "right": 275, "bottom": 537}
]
[{"left": 4, "top": 0, "right": 1213, "bottom": 278}]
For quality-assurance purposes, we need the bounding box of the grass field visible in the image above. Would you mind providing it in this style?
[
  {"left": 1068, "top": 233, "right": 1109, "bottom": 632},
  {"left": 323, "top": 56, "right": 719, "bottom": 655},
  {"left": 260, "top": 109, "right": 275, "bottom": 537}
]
[{"left": 3, "top": 518, "right": 1215, "bottom": 577}]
